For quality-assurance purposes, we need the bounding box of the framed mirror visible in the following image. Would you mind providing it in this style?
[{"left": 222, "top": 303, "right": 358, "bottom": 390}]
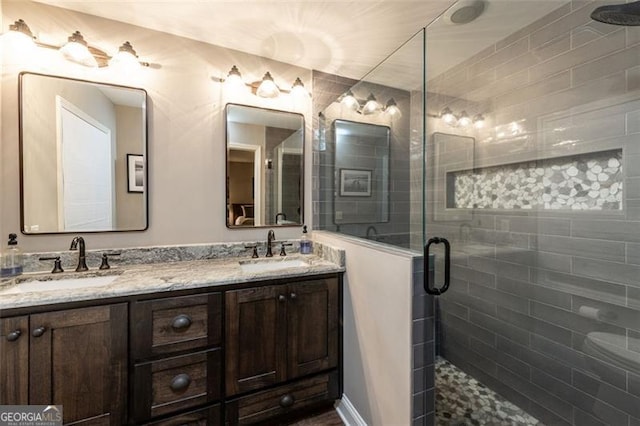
[
  {"left": 225, "top": 104, "right": 304, "bottom": 228},
  {"left": 333, "top": 119, "right": 390, "bottom": 224},
  {"left": 19, "top": 72, "right": 148, "bottom": 234}
]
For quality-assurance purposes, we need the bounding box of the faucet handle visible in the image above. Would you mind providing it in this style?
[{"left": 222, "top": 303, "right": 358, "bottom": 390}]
[
  {"left": 39, "top": 256, "right": 64, "bottom": 274},
  {"left": 99, "top": 252, "right": 121, "bottom": 270},
  {"left": 280, "top": 243, "right": 293, "bottom": 256},
  {"left": 245, "top": 245, "right": 259, "bottom": 258}
]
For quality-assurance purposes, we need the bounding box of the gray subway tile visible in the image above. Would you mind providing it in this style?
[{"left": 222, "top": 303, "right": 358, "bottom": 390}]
[
  {"left": 413, "top": 391, "right": 426, "bottom": 419},
  {"left": 573, "top": 44, "right": 640, "bottom": 86},
  {"left": 470, "top": 336, "right": 531, "bottom": 380},
  {"left": 573, "top": 257, "right": 640, "bottom": 287},
  {"left": 497, "top": 336, "right": 572, "bottom": 384},
  {"left": 573, "top": 407, "right": 608, "bottom": 426},
  {"left": 531, "top": 268, "right": 627, "bottom": 306},
  {"left": 532, "top": 368, "right": 629, "bottom": 425},
  {"left": 506, "top": 216, "right": 571, "bottom": 236},
  {"left": 536, "top": 234, "right": 626, "bottom": 262},
  {"left": 497, "top": 366, "right": 573, "bottom": 421},
  {"left": 573, "top": 370, "right": 640, "bottom": 418},
  {"left": 498, "top": 305, "right": 573, "bottom": 346},
  {"left": 530, "top": 300, "right": 626, "bottom": 337},
  {"left": 531, "top": 334, "right": 588, "bottom": 371},
  {"left": 572, "top": 219, "right": 640, "bottom": 243},
  {"left": 413, "top": 367, "right": 426, "bottom": 394},
  {"left": 469, "top": 310, "right": 530, "bottom": 346},
  {"left": 451, "top": 265, "right": 496, "bottom": 288},
  {"left": 572, "top": 294, "right": 640, "bottom": 331},
  {"left": 412, "top": 317, "right": 435, "bottom": 345},
  {"left": 469, "top": 283, "right": 529, "bottom": 314},
  {"left": 441, "top": 311, "right": 496, "bottom": 346},
  {"left": 439, "top": 297, "right": 469, "bottom": 321},
  {"left": 497, "top": 276, "right": 572, "bottom": 309},
  {"left": 530, "top": 1, "right": 606, "bottom": 48}
]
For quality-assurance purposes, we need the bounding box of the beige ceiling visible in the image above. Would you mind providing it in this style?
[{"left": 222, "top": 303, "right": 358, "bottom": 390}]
[{"left": 34, "top": 0, "right": 567, "bottom": 85}]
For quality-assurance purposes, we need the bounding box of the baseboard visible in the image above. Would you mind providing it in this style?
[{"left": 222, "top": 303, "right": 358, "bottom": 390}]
[{"left": 335, "top": 395, "right": 367, "bottom": 426}]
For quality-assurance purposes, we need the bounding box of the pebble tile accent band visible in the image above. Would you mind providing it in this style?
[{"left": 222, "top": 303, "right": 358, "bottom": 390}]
[
  {"left": 436, "top": 358, "right": 542, "bottom": 426},
  {"left": 449, "top": 150, "right": 622, "bottom": 211}
]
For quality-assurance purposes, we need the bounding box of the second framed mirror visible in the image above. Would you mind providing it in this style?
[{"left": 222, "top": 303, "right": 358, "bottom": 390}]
[{"left": 225, "top": 104, "right": 304, "bottom": 228}]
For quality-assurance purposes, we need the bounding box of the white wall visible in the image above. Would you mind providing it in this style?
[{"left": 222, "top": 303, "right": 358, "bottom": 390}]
[
  {"left": 1, "top": 0, "right": 313, "bottom": 252},
  {"left": 313, "top": 231, "right": 413, "bottom": 426}
]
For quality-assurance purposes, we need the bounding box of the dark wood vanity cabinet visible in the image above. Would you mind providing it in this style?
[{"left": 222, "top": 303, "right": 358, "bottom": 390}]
[
  {"left": 130, "top": 293, "right": 223, "bottom": 425},
  {"left": 0, "top": 304, "right": 128, "bottom": 425},
  {"left": 0, "top": 272, "right": 342, "bottom": 426},
  {"left": 225, "top": 276, "right": 341, "bottom": 423}
]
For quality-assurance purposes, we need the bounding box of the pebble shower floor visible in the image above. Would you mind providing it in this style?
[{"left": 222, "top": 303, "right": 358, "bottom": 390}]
[{"left": 436, "top": 358, "right": 542, "bottom": 426}]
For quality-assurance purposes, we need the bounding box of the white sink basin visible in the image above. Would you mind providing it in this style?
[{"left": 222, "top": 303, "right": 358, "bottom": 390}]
[
  {"left": 0, "top": 275, "right": 119, "bottom": 295},
  {"left": 239, "top": 258, "right": 310, "bottom": 274}
]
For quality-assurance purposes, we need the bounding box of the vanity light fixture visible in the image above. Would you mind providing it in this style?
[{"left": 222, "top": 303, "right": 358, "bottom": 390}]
[
  {"left": 437, "top": 107, "right": 486, "bottom": 129},
  {"left": 337, "top": 90, "right": 401, "bottom": 117},
  {"left": 216, "top": 66, "right": 310, "bottom": 99},
  {"left": 3, "top": 19, "right": 150, "bottom": 69}
]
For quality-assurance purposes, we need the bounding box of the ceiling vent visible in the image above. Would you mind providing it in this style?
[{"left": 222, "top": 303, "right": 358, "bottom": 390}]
[{"left": 445, "top": 0, "right": 486, "bottom": 24}]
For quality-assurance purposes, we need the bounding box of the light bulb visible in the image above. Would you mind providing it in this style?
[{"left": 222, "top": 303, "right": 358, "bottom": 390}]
[
  {"left": 458, "top": 111, "right": 471, "bottom": 127},
  {"left": 256, "top": 72, "right": 280, "bottom": 98},
  {"left": 385, "top": 98, "right": 401, "bottom": 117},
  {"left": 362, "top": 93, "right": 380, "bottom": 115},
  {"left": 109, "top": 41, "right": 140, "bottom": 70},
  {"left": 60, "top": 31, "right": 97, "bottom": 67},
  {"left": 473, "top": 114, "right": 485, "bottom": 129},
  {"left": 290, "top": 77, "right": 308, "bottom": 98},
  {"left": 224, "top": 65, "right": 247, "bottom": 94},
  {"left": 340, "top": 90, "right": 359, "bottom": 110},
  {"left": 441, "top": 107, "right": 456, "bottom": 125}
]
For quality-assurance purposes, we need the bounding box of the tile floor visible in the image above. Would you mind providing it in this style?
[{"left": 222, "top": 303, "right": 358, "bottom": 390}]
[{"left": 436, "top": 358, "right": 542, "bottom": 426}]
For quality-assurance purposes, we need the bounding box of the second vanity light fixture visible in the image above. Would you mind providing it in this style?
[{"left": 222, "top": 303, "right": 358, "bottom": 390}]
[
  {"left": 338, "top": 90, "right": 401, "bottom": 117},
  {"left": 5, "top": 19, "right": 149, "bottom": 69},
  {"left": 218, "top": 65, "right": 310, "bottom": 99},
  {"left": 439, "top": 107, "right": 485, "bottom": 129}
]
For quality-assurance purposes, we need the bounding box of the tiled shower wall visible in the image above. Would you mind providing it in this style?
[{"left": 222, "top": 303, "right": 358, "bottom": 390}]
[{"left": 426, "top": 1, "right": 640, "bottom": 425}]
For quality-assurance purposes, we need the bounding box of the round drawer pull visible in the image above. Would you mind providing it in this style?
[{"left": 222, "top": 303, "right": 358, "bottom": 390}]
[
  {"left": 170, "top": 373, "right": 191, "bottom": 392},
  {"left": 32, "top": 326, "right": 46, "bottom": 337},
  {"left": 6, "top": 330, "right": 21, "bottom": 342},
  {"left": 171, "top": 314, "right": 192, "bottom": 331},
  {"left": 278, "top": 295, "right": 286, "bottom": 302},
  {"left": 279, "top": 394, "right": 295, "bottom": 408}
]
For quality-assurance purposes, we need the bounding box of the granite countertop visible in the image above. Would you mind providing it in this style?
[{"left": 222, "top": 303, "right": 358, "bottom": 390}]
[{"left": 0, "top": 254, "right": 344, "bottom": 311}]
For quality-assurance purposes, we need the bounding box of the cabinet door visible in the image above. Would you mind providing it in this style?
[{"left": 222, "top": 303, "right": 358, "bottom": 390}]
[
  {"left": 225, "top": 286, "right": 287, "bottom": 396},
  {"left": 0, "top": 316, "right": 29, "bottom": 404},
  {"left": 287, "top": 278, "right": 339, "bottom": 379},
  {"left": 29, "top": 304, "right": 127, "bottom": 425}
]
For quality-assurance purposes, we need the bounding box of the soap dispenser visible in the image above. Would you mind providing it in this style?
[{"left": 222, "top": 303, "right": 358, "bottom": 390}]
[
  {"left": 300, "top": 225, "right": 313, "bottom": 254},
  {"left": 0, "top": 233, "right": 24, "bottom": 277}
]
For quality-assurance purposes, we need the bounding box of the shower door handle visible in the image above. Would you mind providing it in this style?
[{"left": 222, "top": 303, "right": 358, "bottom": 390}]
[{"left": 424, "top": 237, "right": 450, "bottom": 296}]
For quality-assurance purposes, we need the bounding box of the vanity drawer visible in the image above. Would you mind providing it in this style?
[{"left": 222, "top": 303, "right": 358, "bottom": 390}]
[
  {"left": 131, "top": 293, "right": 222, "bottom": 359},
  {"left": 132, "top": 348, "right": 222, "bottom": 422},
  {"left": 144, "top": 404, "right": 221, "bottom": 426},
  {"left": 225, "top": 372, "right": 339, "bottom": 425}
]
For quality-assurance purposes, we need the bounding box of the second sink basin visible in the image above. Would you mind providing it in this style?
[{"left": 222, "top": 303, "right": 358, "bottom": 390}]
[
  {"left": 239, "top": 258, "right": 310, "bottom": 274},
  {"left": 0, "top": 275, "right": 119, "bottom": 295}
]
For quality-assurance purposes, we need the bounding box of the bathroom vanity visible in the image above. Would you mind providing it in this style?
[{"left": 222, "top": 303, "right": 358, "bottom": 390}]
[{"left": 0, "top": 250, "right": 343, "bottom": 425}]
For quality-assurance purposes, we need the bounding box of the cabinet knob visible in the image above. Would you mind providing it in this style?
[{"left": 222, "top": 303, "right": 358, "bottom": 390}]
[
  {"left": 290, "top": 292, "right": 297, "bottom": 300},
  {"left": 170, "top": 373, "right": 191, "bottom": 392},
  {"left": 6, "top": 330, "right": 21, "bottom": 342},
  {"left": 278, "top": 294, "right": 286, "bottom": 302},
  {"left": 171, "top": 314, "right": 192, "bottom": 331},
  {"left": 279, "top": 394, "right": 295, "bottom": 408},
  {"left": 32, "top": 326, "right": 46, "bottom": 337}
]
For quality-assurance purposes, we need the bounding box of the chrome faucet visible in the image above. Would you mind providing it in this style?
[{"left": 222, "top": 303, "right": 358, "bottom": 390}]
[
  {"left": 266, "top": 230, "right": 276, "bottom": 257},
  {"left": 69, "top": 236, "right": 88, "bottom": 272}
]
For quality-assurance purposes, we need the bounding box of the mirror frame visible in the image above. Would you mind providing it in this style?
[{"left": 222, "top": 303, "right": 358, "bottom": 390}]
[
  {"left": 224, "top": 103, "right": 305, "bottom": 229},
  {"left": 18, "top": 71, "right": 149, "bottom": 235}
]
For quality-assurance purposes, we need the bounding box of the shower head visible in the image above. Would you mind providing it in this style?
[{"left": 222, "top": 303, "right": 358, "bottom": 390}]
[{"left": 591, "top": 0, "right": 640, "bottom": 26}]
